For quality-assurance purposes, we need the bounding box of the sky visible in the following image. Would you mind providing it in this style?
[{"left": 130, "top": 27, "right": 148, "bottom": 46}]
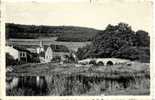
[{"left": 5, "top": 0, "right": 153, "bottom": 33}]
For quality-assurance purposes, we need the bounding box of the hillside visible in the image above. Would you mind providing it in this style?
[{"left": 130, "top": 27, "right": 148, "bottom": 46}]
[{"left": 5, "top": 23, "right": 99, "bottom": 42}]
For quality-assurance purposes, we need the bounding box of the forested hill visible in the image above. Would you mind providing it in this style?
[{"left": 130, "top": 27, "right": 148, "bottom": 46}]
[{"left": 5, "top": 23, "right": 99, "bottom": 42}]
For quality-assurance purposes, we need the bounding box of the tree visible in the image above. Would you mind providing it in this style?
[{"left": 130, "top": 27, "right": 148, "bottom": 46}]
[
  {"left": 136, "top": 30, "right": 150, "bottom": 47},
  {"left": 76, "top": 23, "right": 150, "bottom": 63},
  {"left": 76, "top": 44, "right": 92, "bottom": 60},
  {"left": 91, "top": 23, "right": 137, "bottom": 57}
]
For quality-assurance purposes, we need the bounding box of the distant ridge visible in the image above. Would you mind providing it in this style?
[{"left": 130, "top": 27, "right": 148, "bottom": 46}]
[{"left": 6, "top": 23, "right": 100, "bottom": 42}]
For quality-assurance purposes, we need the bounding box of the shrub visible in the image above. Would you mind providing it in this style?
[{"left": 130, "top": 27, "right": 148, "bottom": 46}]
[{"left": 89, "top": 60, "right": 96, "bottom": 65}]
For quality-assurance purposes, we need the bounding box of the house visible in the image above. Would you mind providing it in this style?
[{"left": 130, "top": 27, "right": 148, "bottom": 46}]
[
  {"left": 45, "top": 47, "right": 53, "bottom": 63},
  {"left": 36, "top": 41, "right": 53, "bottom": 63},
  {"left": 6, "top": 46, "right": 19, "bottom": 60},
  {"left": 13, "top": 46, "right": 32, "bottom": 63},
  {"left": 38, "top": 45, "right": 69, "bottom": 63},
  {"left": 6, "top": 45, "right": 28, "bottom": 63},
  {"left": 37, "top": 41, "right": 44, "bottom": 54},
  {"left": 27, "top": 48, "right": 37, "bottom": 53},
  {"left": 37, "top": 41, "right": 70, "bottom": 63},
  {"left": 6, "top": 45, "right": 40, "bottom": 64}
]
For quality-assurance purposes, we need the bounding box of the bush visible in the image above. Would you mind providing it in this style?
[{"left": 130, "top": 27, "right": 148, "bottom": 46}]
[
  {"left": 89, "top": 60, "right": 96, "bottom": 65},
  {"left": 51, "top": 56, "right": 61, "bottom": 63}
]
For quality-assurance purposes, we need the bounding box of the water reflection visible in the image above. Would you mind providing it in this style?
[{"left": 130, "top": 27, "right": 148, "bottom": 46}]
[
  {"left": 6, "top": 74, "right": 150, "bottom": 96},
  {"left": 6, "top": 75, "right": 48, "bottom": 96}
]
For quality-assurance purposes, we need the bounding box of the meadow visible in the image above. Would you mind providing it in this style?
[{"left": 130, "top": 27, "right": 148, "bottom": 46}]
[
  {"left": 7, "top": 38, "right": 91, "bottom": 51},
  {"left": 6, "top": 62, "right": 150, "bottom": 96}
]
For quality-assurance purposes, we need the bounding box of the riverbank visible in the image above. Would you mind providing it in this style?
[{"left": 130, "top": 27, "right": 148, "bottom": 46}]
[{"left": 6, "top": 62, "right": 150, "bottom": 96}]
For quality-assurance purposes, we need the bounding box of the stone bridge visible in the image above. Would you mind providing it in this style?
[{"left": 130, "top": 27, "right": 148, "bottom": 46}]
[{"left": 78, "top": 58, "right": 130, "bottom": 66}]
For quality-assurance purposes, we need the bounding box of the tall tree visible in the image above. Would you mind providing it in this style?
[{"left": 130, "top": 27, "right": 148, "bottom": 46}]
[
  {"left": 76, "top": 23, "right": 150, "bottom": 62},
  {"left": 136, "top": 30, "right": 150, "bottom": 47}
]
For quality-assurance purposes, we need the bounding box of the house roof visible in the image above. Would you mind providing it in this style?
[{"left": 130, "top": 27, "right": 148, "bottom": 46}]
[
  {"left": 13, "top": 46, "right": 29, "bottom": 52},
  {"left": 13, "top": 46, "right": 31, "bottom": 53},
  {"left": 39, "top": 51, "right": 45, "bottom": 57},
  {"left": 11, "top": 43, "right": 70, "bottom": 55},
  {"left": 44, "top": 44, "right": 69, "bottom": 52}
]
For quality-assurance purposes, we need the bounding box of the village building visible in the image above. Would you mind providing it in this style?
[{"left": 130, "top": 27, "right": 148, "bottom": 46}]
[
  {"left": 37, "top": 41, "right": 70, "bottom": 63},
  {"left": 27, "top": 48, "right": 37, "bottom": 53},
  {"left": 13, "top": 46, "right": 33, "bottom": 63},
  {"left": 6, "top": 41, "right": 71, "bottom": 64},
  {"left": 36, "top": 41, "right": 53, "bottom": 63},
  {"left": 45, "top": 47, "right": 53, "bottom": 63},
  {"left": 6, "top": 45, "right": 29, "bottom": 62},
  {"left": 6, "top": 46, "right": 19, "bottom": 60},
  {"left": 6, "top": 45, "right": 36, "bottom": 63},
  {"left": 37, "top": 41, "right": 44, "bottom": 54}
]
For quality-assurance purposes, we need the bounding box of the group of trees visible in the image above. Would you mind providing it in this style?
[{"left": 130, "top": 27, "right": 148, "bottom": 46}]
[
  {"left": 50, "top": 44, "right": 69, "bottom": 52},
  {"left": 76, "top": 23, "right": 150, "bottom": 63}
]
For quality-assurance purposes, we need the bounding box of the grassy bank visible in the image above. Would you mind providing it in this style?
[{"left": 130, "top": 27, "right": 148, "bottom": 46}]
[{"left": 6, "top": 62, "right": 150, "bottom": 96}]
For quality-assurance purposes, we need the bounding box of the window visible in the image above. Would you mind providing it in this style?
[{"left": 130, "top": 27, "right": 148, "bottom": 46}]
[
  {"left": 23, "top": 52, "right": 26, "bottom": 57},
  {"left": 20, "top": 52, "right": 22, "bottom": 57},
  {"left": 20, "top": 52, "right": 26, "bottom": 57}
]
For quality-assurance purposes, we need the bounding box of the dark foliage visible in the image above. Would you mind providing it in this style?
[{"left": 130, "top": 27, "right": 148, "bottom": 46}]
[
  {"left": 29, "top": 53, "right": 40, "bottom": 63},
  {"left": 76, "top": 44, "right": 93, "bottom": 60},
  {"left": 50, "top": 44, "right": 69, "bottom": 52},
  {"left": 76, "top": 23, "right": 150, "bottom": 63},
  {"left": 51, "top": 56, "right": 61, "bottom": 63},
  {"left": 136, "top": 30, "right": 150, "bottom": 47},
  {"left": 89, "top": 60, "right": 97, "bottom": 65}
]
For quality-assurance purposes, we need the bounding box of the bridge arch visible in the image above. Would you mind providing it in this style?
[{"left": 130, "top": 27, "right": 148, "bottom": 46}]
[
  {"left": 79, "top": 58, "right": 130, "bottom": 66},
  {"left": 106, "top": 60, "right": 114, "bottom": 66},
  {"left": 97, "top": 61, "right": 104, "bottom": 66}
]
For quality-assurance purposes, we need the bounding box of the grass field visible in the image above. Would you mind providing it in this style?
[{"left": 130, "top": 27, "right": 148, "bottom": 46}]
[
  {"left": 6, "top": 62, "right": 150, "bottom": 96},
  {"left": 7, "top": 38, "right": 91, "bottom": 51}
]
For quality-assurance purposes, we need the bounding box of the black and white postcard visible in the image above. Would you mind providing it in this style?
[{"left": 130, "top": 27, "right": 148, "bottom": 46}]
[{"left": 0, "top": 0, "right": 154, "bottom": 100}]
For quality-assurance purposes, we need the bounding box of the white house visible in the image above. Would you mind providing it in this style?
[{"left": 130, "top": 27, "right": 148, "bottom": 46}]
[
  {"left": 6, "top": 46, "right": 19, "bottom": 60},
  {"left": 37, "top": 41, "right": 71, "bottom": 63},
  {"left": 45, "top": 47, "right": 53, "bottom": 63},
  {"left": 37, "top": 41, "right": 53, "bottom": 63},
  {"left": 6, "top": 45, "right": 33, "bottom": 63}
]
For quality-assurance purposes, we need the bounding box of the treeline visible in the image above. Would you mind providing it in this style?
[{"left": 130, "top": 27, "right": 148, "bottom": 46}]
[
  {"left": 6, "top": 23, "right": 98, "bottom": 42},
  {"left": 76, "top": 23, "right": 150, "bottom": 63}
]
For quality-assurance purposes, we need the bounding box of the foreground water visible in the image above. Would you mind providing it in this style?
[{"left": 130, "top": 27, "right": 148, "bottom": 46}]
[{"left": 6, "top": 72, "right": 150, "bottom": 96}]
